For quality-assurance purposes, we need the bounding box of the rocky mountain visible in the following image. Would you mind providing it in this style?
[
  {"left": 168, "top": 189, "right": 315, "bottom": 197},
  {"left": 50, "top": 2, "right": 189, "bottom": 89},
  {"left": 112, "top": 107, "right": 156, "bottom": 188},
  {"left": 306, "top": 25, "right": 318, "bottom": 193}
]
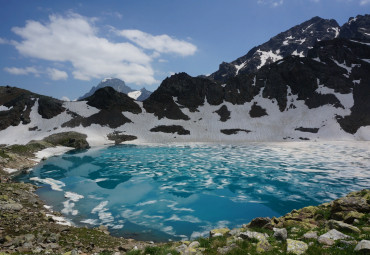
[
  {"left": 79, "top": 78, "right": 152, "bottom": 101},
  {"left": 0, "top": 15, "right": 369, "bottom": 145},
  {"left": 209, "top": 16, "right": 340, "bottom": 82}
]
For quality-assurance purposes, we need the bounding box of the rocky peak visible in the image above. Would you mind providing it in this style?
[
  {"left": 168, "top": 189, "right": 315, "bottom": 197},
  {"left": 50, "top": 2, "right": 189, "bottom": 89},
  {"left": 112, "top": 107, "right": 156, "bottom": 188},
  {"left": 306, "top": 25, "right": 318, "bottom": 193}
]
[
  {"left": 84, "top": 86, "right": 141, "bottom": 114},
  {"left": 339, "top": 14, "right": 370, "bottom": 40},
  {"left": 209, "top": 16, "right": 340, "bottom": 82},
  {"left": 79, "top": 78, "right": 133, "bottom": 100}
]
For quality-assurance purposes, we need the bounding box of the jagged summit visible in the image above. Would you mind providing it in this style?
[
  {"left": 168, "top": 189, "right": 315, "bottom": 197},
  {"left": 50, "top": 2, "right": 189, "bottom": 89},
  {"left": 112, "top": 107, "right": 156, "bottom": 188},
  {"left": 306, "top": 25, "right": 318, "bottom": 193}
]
[
  {"left": 339, "top": 14, "right": 370, "bottom": 40},
  {"left": 209, "top": 16, "right": 340, "bottom": 82},
  {"left": 79, "top": 78, "right": 152, "bottom": 101}
]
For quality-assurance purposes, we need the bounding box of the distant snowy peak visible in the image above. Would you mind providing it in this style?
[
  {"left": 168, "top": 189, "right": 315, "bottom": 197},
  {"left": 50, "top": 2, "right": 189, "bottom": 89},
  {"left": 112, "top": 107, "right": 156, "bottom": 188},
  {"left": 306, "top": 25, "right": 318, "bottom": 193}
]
[
  {"left": 209, "top": 16, "right": 340, "bottom": 82},
  {"left": 79, "top": 78, "right": 152, "bottom": 101}
]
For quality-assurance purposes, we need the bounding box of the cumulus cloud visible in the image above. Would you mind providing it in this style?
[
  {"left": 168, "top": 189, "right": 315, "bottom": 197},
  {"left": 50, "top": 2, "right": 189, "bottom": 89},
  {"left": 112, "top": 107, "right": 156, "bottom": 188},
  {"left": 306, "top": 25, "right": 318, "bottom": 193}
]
[
  {"left": 47, "top": 68, "right": 68, "bottom": 80},
  {"left": 8, "top": 13, "right": 196, "bottom": 85},
  {"left": 4, "top": 66, "right": 40, "bottom": 76},
  {"left": 117, "top": 29, "right": 197, "bottom": 56}
]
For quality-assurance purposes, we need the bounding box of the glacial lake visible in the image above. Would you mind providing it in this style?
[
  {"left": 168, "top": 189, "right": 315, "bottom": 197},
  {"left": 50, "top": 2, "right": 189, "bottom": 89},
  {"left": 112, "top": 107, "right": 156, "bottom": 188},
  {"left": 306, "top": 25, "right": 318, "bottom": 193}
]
[{"left": 17, "top": 142, "right": 370, "bottom": 242}]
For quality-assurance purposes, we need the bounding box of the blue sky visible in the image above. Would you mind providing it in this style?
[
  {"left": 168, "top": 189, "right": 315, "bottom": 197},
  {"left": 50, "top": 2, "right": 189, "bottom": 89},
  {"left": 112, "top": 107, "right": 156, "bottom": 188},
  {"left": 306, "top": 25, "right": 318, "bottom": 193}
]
[{"left": 0, "top": 0, "right": 369, "bottom": 100}]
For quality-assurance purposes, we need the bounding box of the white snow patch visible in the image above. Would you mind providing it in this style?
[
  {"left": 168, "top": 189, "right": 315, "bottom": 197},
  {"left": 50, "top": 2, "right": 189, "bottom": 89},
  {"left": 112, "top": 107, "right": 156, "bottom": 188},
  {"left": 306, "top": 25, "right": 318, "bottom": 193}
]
[
  {"left": 3, "top": 168, "right": 17, "bottom": 174},
  {"left": 34, "top": 146, "right": 73, "bottom": 162},
  {"left": 63, "top": 101, "right": 100, "bottom": 118},
  {"left": 350, "top": 40, "right": 370, "bottom": 46},
  {"left": 295, "top": 38, "right": 306, "bottom": 45},
  {"left": 292, "top": 50, "right": 304, "bottom": 57},
  {"left": 0, "top": 105, "right": 13, "bottom": 111},
  {"left": 136, "top": 200, "right": 157, "bottom": 206},
  {"left": 64, "top": 191, "right": 84, "bottom": 202},
  {"left": 362, "top": 59, "right": 370, "bottom": 64},
  {"left": 81, "top": 219, "right": 99, "bottom": 225},
  {"left": 30, "top": 177, "right": 65, "bottom": 191},
  {"left": 235, "top": 62, "right": 246, "bottom": 75},
  {"left": 128, "top": 91, "right": 142, "bottom": 100},
  {"left": 332, "top": 59, "right": 352, "bottom": 74},
  {"left": 256, "top": 50, "right": 283, "bottom": 69},
  {"left": 61, "top": 200, "right": 78, "bottom": 216},
  {"left": 46, "top": 213, "right": 72, "bottom": 226},
  {"left": 316, "top": 79, "right": 354, "bottom": 109},
  {"left": 102, "top": 77, "right": 113, "bottom": 82}
]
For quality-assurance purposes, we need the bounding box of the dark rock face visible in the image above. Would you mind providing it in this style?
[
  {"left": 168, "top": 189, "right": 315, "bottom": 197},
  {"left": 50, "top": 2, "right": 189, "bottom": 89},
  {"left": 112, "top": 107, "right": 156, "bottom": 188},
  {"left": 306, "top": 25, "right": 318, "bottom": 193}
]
[
  {"left": 62, "top": 87, "right": 142, "bottom": 128},
  {"left": 209, "top": 16, "right": 340, "bottom": 82},
  {"left": 0, "top": 86, "right": 65, "bottom": 131},
  {"left": 295, "top": 127, "right": 319, "bottom": 133},
  {"left": 107, "top": 132, "right": 137, "bottom": 145},
  {"left": 339, "top": 15, "right": 370, "bottom": 40},
  {"left": 62, "top": 109, "right": 132, "bottom": 129},
  {"left": 220, "top": 129, "right": 251, "bottom": 135},
  {"left": 79, "top": 78, "right": 134, "bottom": 100},
  {"left": 150, "top": 125, "right": 190, "bottom": 135},
  {"left": 143, "top": 73, "right": 223, "bottom": 120},
  {"left": 249, "top": 103, "right": 267, "bottom": 118},
  {"left": 43, "top": 132, "right": 89, "bottom": 149},
  {"left": 215, "top": 105, "right": 231, "bottom": 122},
  {"left": 136, "top": 88, "right": 152, "bottom": 101},
  {"left": 84, "top": 87, "right": 142, "bottom": 114}
]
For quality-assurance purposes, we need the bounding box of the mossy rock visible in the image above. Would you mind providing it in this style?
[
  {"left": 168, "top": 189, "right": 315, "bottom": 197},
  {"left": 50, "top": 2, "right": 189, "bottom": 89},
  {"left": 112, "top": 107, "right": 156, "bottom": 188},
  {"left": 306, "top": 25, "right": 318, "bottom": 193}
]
[
  {"left": 283, "top": 220, "right": 317, "bottom": 229},
  {"left": 210, "top": 228, "right": 230, "bottom": 237},
  {"left": 43, "top": 132, "right": 89, "bottom": 149}
]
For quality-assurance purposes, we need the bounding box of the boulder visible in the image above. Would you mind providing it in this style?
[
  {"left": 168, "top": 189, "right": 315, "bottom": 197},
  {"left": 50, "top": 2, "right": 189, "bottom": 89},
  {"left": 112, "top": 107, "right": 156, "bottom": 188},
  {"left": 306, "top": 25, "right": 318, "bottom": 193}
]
[
  {"left": 286, "top": 239, "right": 308, "bottom": 255},
  {"left": 249, "top": 217, "right": 271, "bottom": 228},
  {"left": 354, "top": 240, "right": 370, "bottom": 252},
  {"left": 256, "top": 238, "right": 271, "bottom": 253},
  {"left": 318, "top": 229, "right": 352, "bottom": 242},
  {"left": 239, "top": 230, "right": 268, "bottom": 242},
  {"left": 327, "top": 219, "right": 361, "bottom": 233},
  {"left": 343, "top": 211, "right": 365, "bottom": 224},
  {"left": 0, "top": 202, "right": 23, "bottom": 211},
  {"left": 273, "top": 228, "right": 287, "bottom": 241}
]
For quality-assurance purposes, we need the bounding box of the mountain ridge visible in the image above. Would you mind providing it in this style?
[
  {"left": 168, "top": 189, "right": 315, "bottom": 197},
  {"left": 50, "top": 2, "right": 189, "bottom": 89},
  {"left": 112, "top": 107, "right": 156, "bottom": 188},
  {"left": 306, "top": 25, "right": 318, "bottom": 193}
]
[{"left": 0, "top": 14, "right": 369, "bottom": 145}]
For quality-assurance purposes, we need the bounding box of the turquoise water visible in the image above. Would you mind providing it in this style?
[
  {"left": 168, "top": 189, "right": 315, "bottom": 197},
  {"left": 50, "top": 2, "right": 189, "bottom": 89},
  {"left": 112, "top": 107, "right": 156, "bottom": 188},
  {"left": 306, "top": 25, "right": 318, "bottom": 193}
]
[{"left": 17, "top": 142, "right": 370, "bottom": 241}]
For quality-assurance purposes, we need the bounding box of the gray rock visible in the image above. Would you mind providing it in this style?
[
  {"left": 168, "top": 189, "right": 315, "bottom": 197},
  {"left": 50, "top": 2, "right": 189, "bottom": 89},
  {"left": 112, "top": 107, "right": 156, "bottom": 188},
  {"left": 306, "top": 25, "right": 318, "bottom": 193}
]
[
  {"left": 318, "top": 236, "right": 335, "bottom": 246},
  {"left": 303, "top": 231, "right": 318, "bottom": 240},
  {"left": 189, "top": 241, "right": 200, "bottom": 249},
  {"left": 319, "top": 229, "right": 352, "bottom": 242},
  {"left": 176, "top": 243, "right": 188, "bottom": 253},
  {"left": 287, "top": 239, "right": 308, "bottom": 255},
  {"left": 354, "top": 240, "right": 370, "bottom": 252},
  {"left": 273, "top": 228, "right": 287, "bottom": 241},
  {"left": 240, "top": 230, "right": 268, "bottom": 242},
  {"left": 327, "top": 219, "right": 361, "bottom": 233},
  {"left": 0, "top": 203, "right": 23, "bottom": 211}
]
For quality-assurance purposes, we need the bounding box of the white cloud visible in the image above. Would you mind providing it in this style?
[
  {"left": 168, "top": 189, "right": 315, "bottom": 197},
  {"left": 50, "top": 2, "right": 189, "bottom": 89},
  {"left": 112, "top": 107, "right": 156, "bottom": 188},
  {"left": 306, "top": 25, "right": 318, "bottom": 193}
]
[
  {"left": 360, "top": 0, "right": 370, "bottom": 5},
  {"left": 10, "top": 13, "right": 177, "bottom": 85},
  {"left": 117, "top": 29, "right": 197, "bottom": 56},
  {"left": 4, "top": 66, "right": 40, "bottom": 76},
  {"left": 47, "top": 68, "right": 68, "bottom": 80},
  {"left": 257, "top": 0, "right": 284, "bottom": 7}
]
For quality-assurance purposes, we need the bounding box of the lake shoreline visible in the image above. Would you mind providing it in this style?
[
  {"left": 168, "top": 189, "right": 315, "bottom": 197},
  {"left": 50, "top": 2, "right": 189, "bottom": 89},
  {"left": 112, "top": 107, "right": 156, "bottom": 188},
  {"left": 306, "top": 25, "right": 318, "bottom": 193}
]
[{"left": 0, "top": 140, "right": 369, "bottom": 254}]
